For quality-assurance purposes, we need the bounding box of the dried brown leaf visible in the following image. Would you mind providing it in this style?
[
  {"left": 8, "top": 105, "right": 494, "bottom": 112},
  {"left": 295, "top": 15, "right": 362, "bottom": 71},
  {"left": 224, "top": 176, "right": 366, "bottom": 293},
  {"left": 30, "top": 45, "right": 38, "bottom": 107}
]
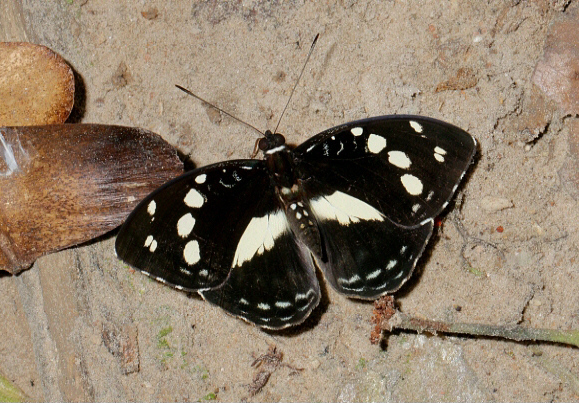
[
  {"left": 0, "top": 42, "right": 74, "bottom": 126},
  {"left": 0, "top": 124, "right": 183, "bottom": 273}
]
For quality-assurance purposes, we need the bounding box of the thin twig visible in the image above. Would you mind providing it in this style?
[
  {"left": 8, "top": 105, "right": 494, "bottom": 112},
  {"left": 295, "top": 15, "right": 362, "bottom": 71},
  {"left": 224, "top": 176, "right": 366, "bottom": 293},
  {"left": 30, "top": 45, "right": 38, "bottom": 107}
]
[{"left": 372, "top": 296, "right": 579, "bottom": 348}]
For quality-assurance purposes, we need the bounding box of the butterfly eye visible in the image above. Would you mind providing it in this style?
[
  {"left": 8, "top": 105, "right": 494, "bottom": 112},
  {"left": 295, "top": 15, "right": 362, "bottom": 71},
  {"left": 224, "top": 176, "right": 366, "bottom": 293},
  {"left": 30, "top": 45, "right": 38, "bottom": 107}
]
[
  {"left": 258, "top": 132, "right": 286, "bottom": 152},
  {"left": 258, "top": 137, "right": 270, "bottom": 151},
  {"left": 273, "top": 133, "right": 285, "bottom": 147}
]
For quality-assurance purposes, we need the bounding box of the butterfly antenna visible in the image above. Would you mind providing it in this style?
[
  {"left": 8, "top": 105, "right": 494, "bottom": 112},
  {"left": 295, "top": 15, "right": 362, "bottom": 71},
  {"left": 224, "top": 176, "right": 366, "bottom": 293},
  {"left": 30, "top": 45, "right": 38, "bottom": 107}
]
[
  {"left": 273, "top": 33, "right": 319, "bottom": 135},
  {"left": 175, "top": 85, "right": 265, "bottom": 136}
]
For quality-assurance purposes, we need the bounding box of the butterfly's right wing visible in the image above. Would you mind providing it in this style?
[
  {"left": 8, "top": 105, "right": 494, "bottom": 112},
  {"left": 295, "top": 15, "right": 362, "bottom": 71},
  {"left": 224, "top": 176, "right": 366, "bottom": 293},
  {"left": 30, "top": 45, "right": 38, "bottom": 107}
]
[{"left": 292, "top": 116, "right": 476, "bottom": 298}]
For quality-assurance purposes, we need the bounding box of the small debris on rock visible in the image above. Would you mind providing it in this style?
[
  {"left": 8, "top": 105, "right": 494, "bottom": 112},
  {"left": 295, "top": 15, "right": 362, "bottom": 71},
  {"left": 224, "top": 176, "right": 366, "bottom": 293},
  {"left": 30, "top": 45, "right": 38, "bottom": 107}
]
[
  {"left": 479, "top": 196, "right": 513, "bottom": 213},
  {"left": 245, "top": 345, "right": 302, "bottom": 398},
  {"left": 141, "top": 7, "right": 159, "bottom": 20}
]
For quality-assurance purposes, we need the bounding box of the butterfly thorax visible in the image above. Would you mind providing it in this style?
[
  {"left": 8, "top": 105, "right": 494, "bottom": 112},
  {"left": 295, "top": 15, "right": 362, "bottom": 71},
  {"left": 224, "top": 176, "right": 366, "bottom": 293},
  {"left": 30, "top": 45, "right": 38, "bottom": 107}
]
[{"left": 260, "top": 131, "right": 323, "bottom": 258}]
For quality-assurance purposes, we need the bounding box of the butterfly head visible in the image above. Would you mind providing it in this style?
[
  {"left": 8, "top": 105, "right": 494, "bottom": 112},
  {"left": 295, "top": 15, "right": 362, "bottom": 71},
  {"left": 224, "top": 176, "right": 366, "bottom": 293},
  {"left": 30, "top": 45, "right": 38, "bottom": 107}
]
[{"left": 259, "top": 130, "right": 287, "bottom": 155}]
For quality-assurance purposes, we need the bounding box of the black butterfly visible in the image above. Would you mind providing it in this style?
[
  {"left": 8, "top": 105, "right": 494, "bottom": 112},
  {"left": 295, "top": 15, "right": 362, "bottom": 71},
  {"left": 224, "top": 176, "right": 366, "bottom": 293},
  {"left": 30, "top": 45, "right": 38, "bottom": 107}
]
[{"left": 115, "top": 115, "right": 476, "bottom": 329}]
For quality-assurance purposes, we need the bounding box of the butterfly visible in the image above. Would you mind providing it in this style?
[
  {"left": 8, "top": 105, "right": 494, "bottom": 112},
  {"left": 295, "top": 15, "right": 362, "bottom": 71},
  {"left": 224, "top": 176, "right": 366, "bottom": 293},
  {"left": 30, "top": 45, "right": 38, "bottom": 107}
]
[{"left": 115, "top": 114, "right": 476, "bottom": 329}]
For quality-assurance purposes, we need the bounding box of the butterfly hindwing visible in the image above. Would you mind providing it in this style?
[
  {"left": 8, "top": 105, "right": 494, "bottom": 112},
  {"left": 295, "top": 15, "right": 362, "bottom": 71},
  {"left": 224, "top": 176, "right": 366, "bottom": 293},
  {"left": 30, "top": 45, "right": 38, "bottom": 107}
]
[
  {"left": 200, "top": 199, "right": 321, "bottom": 328},
  {"left": 302, "top": 182, "right": 434, "bottom": 298},
  {"left": 295, "top": 115, "right": 476, "bottom": 228}
]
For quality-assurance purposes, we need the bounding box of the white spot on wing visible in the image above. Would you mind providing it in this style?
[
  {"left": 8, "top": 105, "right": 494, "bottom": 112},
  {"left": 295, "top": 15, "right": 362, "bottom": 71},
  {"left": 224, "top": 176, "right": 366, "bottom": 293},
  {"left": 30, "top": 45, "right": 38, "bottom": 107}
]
[
  {"left": 199, "top": 269, "right": 208, "bottom": 277},
  {"left": 177, "top": 213, "right": 195, "bottom": 238},
  {"left": 195, "top": 174, "right": 207, "bottom": 184},
  {"left": 295, "top": 289, "right": 316, "bottom": 302},
  {"left": 310, "top": 191, "right": 384, "bottom": 225},
  {"left": 367, "top": 133, "right": 386, "bottom": 154},
  {"left": 184, "top": 189, "right": 204, "bottom": 208},
  {"left": 147, "top": 200, "right": 156, "bottom": 216},
  {"left": 366, "top": 269, "right": 382, "bottom": 280},
  {"left": 275, "top": 301, "right": 292, "bottom": 308},
  {"left": 219, "top": 178, "right": 234, "bottom": 188},
  {"left": 342, "top": 286, "right": 365, "bottom": 292},
  {"left": 409, "top": 120, "right": 423, "bottom": 133},
  {"left": 183, "top": 240, "right": 201, "bottom": 265},
  {"left": 386, "top": 260, "right": 397, "bottom": 270},
  {"left": 434, "top": 146, "right": 446, "bottom": 163},
  {"left": 351, "top": 127, "right": 363, "bottom": 136},
  {"left": 400, "top": 174, "right": 423, "bottom": 195},
  {"left": 144, "top": 236, "right": 158, "bottom": 252},
  {"left": 239, "top": 298, "right": 249, "bottom": 305},
  {"left": 338, "top": 274, "right": 361, "bottom": 285},
  {"left": 257, "top": 303, "right": 271, "bottom": 310},
  {"left": 388, "top": 151, "right": 411, "bottom": 169},
  {"left": 144, "top": 235, "right": 153, "bottom": 248},
  {"left": 232, "top": 210, "right": 289, "bottom": 267}
]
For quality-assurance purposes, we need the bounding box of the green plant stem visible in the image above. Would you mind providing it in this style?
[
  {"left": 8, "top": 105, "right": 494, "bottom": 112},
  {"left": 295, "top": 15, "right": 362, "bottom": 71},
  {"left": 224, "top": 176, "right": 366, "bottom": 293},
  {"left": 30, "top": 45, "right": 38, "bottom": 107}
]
[
  {"left": 0, "top": 372, "right": 29, "bottom": 402},
  {"left": 385, "top": 311, "right": 579, "bottom": 348}
]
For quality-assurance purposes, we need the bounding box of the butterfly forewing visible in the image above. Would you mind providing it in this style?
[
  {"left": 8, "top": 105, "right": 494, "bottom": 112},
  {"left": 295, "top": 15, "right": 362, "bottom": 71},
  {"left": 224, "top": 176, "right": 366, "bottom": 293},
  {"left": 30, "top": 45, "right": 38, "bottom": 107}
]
[
  {"left": 116, "top": 160, "right": 271, "bottom": 290},
  {"left": 295, "top": 116, "right": 476, "bottom": 228}
]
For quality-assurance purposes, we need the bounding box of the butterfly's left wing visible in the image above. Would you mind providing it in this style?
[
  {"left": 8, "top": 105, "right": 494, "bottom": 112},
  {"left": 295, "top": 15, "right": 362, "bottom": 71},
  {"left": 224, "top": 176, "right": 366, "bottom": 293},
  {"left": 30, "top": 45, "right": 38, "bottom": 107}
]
[
  {"left": 294, "top": 115, "right": 476, "bottom": 298},
  {"left": 115, "top": 159, "right": 320, "bottom": 329}
]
